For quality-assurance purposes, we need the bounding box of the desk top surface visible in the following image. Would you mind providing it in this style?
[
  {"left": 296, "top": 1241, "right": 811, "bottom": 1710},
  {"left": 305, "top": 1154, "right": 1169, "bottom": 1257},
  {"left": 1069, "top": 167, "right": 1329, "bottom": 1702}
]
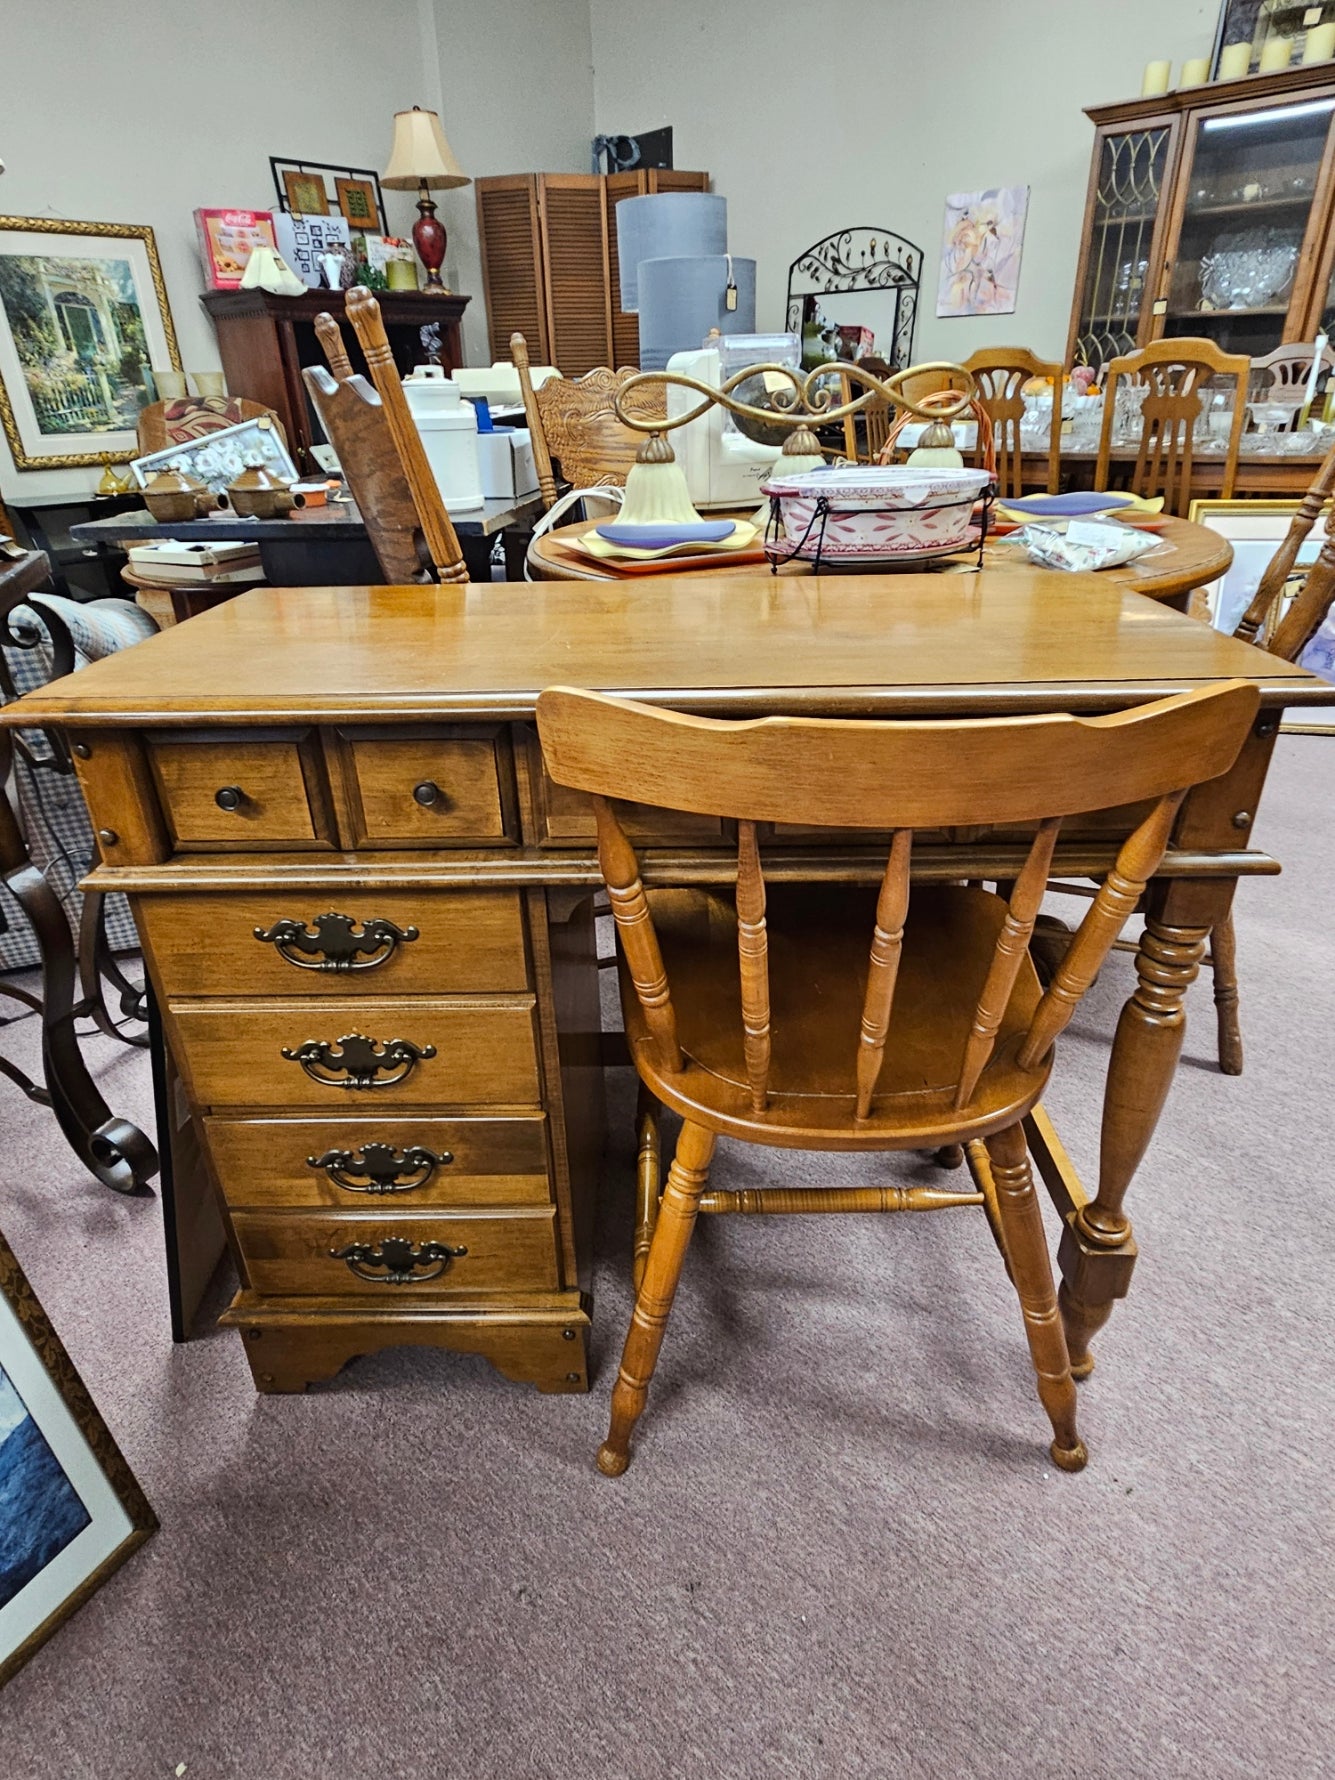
[
  {"left": 70, "top": 492, "right": 542, "bottom": 543},
  {"left": 7, "top": 574, "right": 1324, "bottom": 727}
]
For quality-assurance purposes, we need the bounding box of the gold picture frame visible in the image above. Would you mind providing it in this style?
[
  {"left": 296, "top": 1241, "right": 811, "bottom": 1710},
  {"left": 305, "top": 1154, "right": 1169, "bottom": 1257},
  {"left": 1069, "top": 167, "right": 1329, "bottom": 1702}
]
[
  {"left": 0, "top": 216, "right": 181, "bottom": 471},
  {"left": 0, "top": 1227, "right": 156, "bottom": 1688}
]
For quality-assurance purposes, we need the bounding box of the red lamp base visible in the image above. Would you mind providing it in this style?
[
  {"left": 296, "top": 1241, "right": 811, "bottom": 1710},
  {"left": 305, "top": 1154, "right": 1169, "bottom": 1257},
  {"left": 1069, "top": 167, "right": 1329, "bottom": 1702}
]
[{"left": 413, "top": 186, "right": 450, "bottom": 293}]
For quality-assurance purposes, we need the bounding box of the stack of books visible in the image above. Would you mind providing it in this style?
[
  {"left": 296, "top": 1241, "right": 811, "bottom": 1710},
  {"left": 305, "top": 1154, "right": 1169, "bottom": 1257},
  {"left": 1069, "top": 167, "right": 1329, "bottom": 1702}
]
[{"left": 126, "top": 541, "right": 265, "bottom": 587}]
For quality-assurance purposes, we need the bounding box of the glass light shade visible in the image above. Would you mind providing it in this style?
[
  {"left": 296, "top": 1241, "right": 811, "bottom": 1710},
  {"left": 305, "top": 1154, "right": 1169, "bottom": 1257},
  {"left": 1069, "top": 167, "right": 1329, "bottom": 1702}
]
[{"left": 383, "top": 107, "right": 470, "bottom": 190}]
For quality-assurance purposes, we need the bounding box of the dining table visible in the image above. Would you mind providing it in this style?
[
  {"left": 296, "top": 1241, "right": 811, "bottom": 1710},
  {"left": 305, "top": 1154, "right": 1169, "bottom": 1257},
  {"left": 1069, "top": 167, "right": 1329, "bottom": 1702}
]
[{"left": 528, "top": 511, "right": 1234, "bottom": 610}]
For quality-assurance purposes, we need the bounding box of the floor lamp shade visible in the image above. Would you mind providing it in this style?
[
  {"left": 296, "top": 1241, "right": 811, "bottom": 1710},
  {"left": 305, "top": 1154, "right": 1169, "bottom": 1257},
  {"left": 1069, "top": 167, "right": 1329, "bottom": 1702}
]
[
  {"left": 382, "top": 106, "right": 470, "bottom": 293},
  {"left": 616, "top": 193, "right": 728, "bottom": 312}
]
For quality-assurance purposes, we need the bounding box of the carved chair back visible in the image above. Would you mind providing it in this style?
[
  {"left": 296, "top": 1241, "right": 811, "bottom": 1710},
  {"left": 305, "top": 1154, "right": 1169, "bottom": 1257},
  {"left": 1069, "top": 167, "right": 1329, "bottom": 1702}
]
[
  {"left": 512, "top": 331, "right": 666, "bottom": 510},
  {"left": 339, "top": 288, "right": 469, "bottom": 585},
  {"left": 1252, "top": 341, "right": 1335, "bottom": 419},
  {"left": 537, "top": 684, "right": 1258, "bottom": 1122},
  {"left": 964, "top": 347, "right": 1063, "bottom": 497},
  {"left": 1233, "top": 432, "right": 1335, "bottom": 660},
  {"left": 1096, "top": 337, "right": 1249, "bottom": 517}
]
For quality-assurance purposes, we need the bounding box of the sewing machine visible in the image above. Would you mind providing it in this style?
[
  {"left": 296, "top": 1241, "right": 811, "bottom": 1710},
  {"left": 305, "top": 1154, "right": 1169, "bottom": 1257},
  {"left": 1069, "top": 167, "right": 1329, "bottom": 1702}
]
[{"left": 665, "top": 334, "right": 800, "bottom": 509}]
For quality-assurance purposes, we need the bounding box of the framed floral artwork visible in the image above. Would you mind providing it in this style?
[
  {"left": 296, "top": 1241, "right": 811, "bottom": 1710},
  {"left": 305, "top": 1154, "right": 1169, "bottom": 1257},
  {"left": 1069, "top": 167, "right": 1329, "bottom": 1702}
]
[
  {"left": 0, "top": 1228, "right": 155, "bottom": 1687},
  {"left": 0, "top": 216, "right": 181, "bottom": 471},
  {"left": 936, "top": 187, "right": 1030, "bottom": 318}
]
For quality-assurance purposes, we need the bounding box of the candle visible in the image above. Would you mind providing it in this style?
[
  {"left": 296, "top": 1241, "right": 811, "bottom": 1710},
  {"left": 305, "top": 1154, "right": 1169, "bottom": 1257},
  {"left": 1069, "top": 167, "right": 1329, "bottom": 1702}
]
[
  {"left": 1303, "top": 22, "right": 1335, "bottom": 61},
  {"left": 1218, "top": 41, "right": 1252, "bottom": 78},
  {"left": 1180, "top": 56, "right": 1210, "bottom": 86},
  {"left": 386, "top": 258, "right": 419, "bottom": 291},
  {"left": 1258, "top": 34, "right": 1294, "bottom": 71},
  {"left": 1141, "top": 59, "right": 1172, "bottom": 95}
]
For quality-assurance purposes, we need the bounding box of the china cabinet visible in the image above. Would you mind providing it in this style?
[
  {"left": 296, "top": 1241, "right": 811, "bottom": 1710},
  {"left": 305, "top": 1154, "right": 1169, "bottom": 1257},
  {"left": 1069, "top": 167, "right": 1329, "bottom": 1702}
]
[{"left": 1069, "top": 62, "right": 1335, "bottom": 372}]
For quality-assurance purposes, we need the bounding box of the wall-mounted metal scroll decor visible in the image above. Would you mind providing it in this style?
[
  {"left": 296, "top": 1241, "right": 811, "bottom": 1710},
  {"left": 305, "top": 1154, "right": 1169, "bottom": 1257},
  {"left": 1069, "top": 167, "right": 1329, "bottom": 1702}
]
[
  {"left": 280, "top": 1032, "right": 436, "bottom": 1090},
  {"left": 254, "top": 912, "right": 420, "bottom": 972},
  {"left": 307, "top": 1142, "right": 452, "bottom": 1195},
  {"left": 785, "top": 228, "right": 924, "bottom": 369},
  {"left": 329, "top": 1236, "right": 467, "bottom": 1284}
]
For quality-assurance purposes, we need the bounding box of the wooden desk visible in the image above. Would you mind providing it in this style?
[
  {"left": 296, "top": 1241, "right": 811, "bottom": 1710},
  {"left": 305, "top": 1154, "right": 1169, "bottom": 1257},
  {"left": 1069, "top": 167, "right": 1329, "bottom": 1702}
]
[
  {"left": 529, "top": 514, "right": 1232, "bottom": 608},
  {"left": 5, "top": 577, "right": 1324, "bottom": 1395},
  {"left": 72, "top": 494, "right": 544, "bottom": 590}
]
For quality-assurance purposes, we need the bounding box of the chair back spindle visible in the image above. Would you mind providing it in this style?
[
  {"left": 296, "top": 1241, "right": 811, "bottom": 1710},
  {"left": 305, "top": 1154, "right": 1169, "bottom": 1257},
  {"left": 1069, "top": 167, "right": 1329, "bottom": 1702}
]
[
  {"left": 736, "top": 820, "right": 771, "bottom": 1113},
  {"left": 1233, "top": 435, "right": 1335, "bottom": 648},
  {"left": 591, "top": 794, "right": 682, "bottom": 1074},
  {"left": 855, "top": 829, "right": 912, "bottom": 1119}
]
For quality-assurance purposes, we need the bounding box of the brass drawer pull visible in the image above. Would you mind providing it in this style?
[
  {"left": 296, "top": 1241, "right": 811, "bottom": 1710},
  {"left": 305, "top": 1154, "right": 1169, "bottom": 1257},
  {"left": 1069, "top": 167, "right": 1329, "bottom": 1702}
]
[
  {"left": 280, "top": 1032, "right": 436, "bottom": 1090},
  {"left": 215, "top": 785, "right": 247, "bottom": 812},
  {"left": 412, "top": 779, "right": 443, "bottom": 807},
  {"left": 308, "top": 1142, "right": 452, "bottom": 1194},
  {"left": 254, "top": 911, "right": 420, "bottom": 972},
  {"left": 329, "top": 1235, "right": 467, "bottom": 1284}
]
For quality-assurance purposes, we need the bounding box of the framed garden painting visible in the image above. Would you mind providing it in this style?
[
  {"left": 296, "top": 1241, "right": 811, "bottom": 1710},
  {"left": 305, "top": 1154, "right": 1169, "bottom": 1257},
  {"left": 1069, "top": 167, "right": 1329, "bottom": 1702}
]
[
  {"left": 0, "top": 216, "right": 181, "bottom": 470},
  {"left": 0, "top": 1228, "right": 155, "bottom": 1687}
]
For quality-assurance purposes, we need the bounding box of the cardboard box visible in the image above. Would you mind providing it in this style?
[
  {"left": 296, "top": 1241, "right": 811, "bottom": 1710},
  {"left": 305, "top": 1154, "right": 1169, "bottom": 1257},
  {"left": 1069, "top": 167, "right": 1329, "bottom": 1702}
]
[
  {"left": 475, "top": 427, "right": 538, "bottom": 500},
  {"left": 194, "top": 209, "right": 278, "bottom": 289}
]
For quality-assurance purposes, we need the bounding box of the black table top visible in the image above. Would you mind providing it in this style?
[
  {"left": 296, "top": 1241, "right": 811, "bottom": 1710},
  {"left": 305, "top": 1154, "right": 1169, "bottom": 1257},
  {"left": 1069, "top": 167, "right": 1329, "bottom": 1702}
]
[{"left": 70, "top": 491, "right": 542, "bottom": 546}]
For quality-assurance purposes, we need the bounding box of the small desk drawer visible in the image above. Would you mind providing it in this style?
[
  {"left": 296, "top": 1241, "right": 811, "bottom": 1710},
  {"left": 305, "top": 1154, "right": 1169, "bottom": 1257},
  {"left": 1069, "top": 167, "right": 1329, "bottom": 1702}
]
[
  {"left": 147, "top": 732, "right": 334, "bottom": 850},
  {"left": 205, "top": 1112, "right": 551, "bottom": 1209},
  {"left": 140, "top": 890, "right": 529, "bottom": 997},
  {"left": 231, "top": 1207, "right": 560, "bottom": 1296},
  {"left": 170, "top": 996, "right": 541, "bottom": 1109},
  {"left": 337, "top": 728, "right": 514, "bottom": 847}
]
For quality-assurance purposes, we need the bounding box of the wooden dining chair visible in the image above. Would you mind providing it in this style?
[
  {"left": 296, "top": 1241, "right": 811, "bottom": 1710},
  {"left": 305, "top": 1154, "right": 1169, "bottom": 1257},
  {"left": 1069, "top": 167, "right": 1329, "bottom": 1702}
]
[
  {"left": 1252, "top": 341, "right": 1335, "bottom": 424},
  {"left": 963, "top": 347, "right": 1063, "bottom": 497},
  {"left": 536, "top": 680, "right": 1259, "bottom": 1477},
  {"left": 1095, "top": 337, "right": 1249, "bottom": 517},
  {"left": 312, "top": 290, "right": 468, "bottom": 585},
  {"left": 512, "top": 331, "right": 666, "bottom": 511}
]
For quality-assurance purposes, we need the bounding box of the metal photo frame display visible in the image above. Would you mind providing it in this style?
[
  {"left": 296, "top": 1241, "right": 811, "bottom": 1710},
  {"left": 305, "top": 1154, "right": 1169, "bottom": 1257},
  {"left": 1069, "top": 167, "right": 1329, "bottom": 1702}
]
[
  {"left": 129, "top": 414, "right": 299, "bottom": 495},
  {"left": 269, "top": 157, "right": 388, "bottom": 233},
  {"left": 0, "top": 1228, "right": 155, "bottom": 1688}
]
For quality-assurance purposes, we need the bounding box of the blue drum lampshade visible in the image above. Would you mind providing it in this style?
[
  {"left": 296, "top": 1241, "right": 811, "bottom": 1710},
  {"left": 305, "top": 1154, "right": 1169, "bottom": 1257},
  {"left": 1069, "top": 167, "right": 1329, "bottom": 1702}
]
[
  {"left": 616, "top": 193, "right": 728, "bottom": 312},
  {"left": 636, "top": 256, "right": 758, "bottom": 370}
]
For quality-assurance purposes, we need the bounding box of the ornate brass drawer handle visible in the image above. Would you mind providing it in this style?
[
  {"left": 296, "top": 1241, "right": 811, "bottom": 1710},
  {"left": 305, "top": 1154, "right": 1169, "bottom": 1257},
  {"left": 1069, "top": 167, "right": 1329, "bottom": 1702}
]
[
  {"left": 308, "top": 1142, "right": 452, "bottom": 1194},
  {"left": 254, "top": 911, "right": 420, "bottom": 972},
  {"left": 329, "top": 1235, "right": 467, "bottom": 1284},
  {"left": 281, "top": 1032, "right": 436, "bottom": 1090}
]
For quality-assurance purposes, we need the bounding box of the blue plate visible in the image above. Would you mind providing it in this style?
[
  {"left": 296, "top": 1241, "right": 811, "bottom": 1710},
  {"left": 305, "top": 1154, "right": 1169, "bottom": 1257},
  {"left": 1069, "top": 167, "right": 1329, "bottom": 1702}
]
[
  {"left": 1001, "top": 492, "right": 1135, "bottom": 517},
  {"left": 596, "top": 520, "right": 736, "bottom": 548}
]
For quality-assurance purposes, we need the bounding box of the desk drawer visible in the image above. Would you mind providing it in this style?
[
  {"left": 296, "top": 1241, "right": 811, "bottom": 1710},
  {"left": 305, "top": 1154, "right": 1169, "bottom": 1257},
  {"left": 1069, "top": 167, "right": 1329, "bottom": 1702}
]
[
  {"left": 205, "top": 1112, "right": 551, "bottom": 1208},
  {"left": 147, "top": 732, "right": 334, "bottom": 850},
  {"left": 336, "top": 728, "right": 514, "bottom": 846},
  {"left": 231, "top": 1207, "right": 560, "bottom": 1296},
  {"left": 140, "top": 891, "right": 529, "bottom": 997},
  {"left": 171, "top": 996, "right": 540, "bottom": 1109}
]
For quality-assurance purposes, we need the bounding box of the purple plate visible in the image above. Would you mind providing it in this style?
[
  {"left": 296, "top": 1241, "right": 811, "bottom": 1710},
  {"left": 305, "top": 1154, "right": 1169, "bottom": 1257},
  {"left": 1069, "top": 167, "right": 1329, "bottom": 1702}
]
[{"left": 596, "top": 520, "right": 736, "bottom": 548}]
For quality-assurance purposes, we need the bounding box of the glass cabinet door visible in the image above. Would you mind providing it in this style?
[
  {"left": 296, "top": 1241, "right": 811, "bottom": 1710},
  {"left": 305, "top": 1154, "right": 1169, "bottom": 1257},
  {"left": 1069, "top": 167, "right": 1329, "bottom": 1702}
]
[
  {"left": 1163, "top": 94, "right": 1335, "bottom": 356},
  {"left": 1072, "top": 123, "right": 1175, "bottom": 373}
]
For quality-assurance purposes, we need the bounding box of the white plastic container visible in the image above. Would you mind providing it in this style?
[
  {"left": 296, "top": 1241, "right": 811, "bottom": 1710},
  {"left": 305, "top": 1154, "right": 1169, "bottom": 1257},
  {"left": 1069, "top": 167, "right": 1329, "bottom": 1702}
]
[{"left": 401, "top": 365, "right": 484, "bottom": 513}]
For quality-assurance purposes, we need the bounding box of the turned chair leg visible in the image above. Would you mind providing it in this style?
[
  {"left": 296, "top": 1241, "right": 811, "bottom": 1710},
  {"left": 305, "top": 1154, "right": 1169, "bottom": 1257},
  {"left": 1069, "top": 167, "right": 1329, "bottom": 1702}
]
[
  {"left": 984, "top": 1121, "right": 1087, "bottom": 1473},
  {"left": 1210, "top": 911, "right": 1243, "bottom": 1076},
  {"left": 598, "top": 1117, "right": 716, "bottom": 1477},
  {"left": 633, "top": 1084, "right": 663, "bottom": 1290}
]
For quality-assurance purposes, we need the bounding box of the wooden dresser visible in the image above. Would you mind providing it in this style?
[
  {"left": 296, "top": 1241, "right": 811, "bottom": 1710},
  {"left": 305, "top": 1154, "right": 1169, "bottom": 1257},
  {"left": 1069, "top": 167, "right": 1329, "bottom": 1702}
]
[{"left": 4, "top": 578, "right": 1326, "bottom": 1399}]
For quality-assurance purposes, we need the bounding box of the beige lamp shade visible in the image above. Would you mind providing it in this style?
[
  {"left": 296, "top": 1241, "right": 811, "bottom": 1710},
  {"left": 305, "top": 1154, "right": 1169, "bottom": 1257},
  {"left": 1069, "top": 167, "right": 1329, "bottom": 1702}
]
[{"left": 383, "top": 107, "right": 470, "bottom": 191}]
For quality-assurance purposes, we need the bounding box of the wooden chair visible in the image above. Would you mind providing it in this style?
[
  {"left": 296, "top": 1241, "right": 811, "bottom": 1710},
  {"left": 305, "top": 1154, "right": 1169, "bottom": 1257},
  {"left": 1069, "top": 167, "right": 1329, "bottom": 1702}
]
[
  {"left": 1252, "top": 341, "right": 1335, "bottom": 424},
  {"left": 512, "top": 331, "right": 666, "bottom": 511},
  {"left": 963, "top": 348, "right": 1063, "bottom": 497},
  {"left": 302, "top": 310, "right": 467, "bottom": 585},
  {"left": 536, "top": 680, "right": 1259, "bottom": 1476},
  {"left": 1095, "top": 337, "right": 1249, "bottom": 517},
  {"left": 322, "top": 288, "right": 469, "bottom": 585}
]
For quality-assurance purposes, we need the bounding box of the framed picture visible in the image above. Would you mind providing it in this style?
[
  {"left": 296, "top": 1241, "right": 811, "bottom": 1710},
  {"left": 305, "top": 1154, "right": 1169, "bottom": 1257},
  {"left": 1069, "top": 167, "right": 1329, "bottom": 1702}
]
[
  {"left": 0, "top": 216, "right": 181, "bottom": 470},
  {"left": 281, "top": 170, "right": 330, "bottom": 218},
  {"left": 0, "top": 1228, "right": 155, "bottom": 1687},
  {"left": 936, "top": 186, "right": 1030, "bottom": 318},
  {"left": 129, "top": 413, "right": 298, "bottom": 495},
  {"left": 1189, "top": 497, "right": 1335, "bottom": 732},
  {"left": 270, "top": 158, "right": 387, "bottom": 234},
  {"left": 335, "top": 177, "right": 380, "bottom": 230}
]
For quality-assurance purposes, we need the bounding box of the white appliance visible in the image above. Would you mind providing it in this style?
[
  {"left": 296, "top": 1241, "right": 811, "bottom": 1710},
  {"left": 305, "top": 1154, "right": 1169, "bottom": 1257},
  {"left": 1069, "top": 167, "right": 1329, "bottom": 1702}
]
[
  {"left": 452, "top": 362, "right": 560, "bottom": 405},
  {"left": 401, "top": 365, "right": 484, "bottom": 513},
  {"left": 665, "top": 334, "right": 800, "bottom": 509}
]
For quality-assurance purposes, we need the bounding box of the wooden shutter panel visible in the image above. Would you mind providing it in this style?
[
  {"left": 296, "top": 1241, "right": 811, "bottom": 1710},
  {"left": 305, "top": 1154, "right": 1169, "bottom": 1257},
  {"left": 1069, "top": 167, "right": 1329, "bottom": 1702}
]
[
  {"left": 476, "top": 175, "right": 549, "bottom": 363},
  {"left": 605, "top": 170, "right": 646, "bottom": 369},
  {"left": 538, "top": 174, "right": 613, "bottom": 377},
  {"left": 647, "top": 170, "right": 710, "bottom": 195}
]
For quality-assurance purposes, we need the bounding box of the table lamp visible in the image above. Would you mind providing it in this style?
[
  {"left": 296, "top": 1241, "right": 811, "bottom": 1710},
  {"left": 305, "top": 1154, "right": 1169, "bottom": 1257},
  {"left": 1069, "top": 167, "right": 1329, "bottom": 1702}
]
[{"left": 382, "top": 106, "right": 470, "bottom": 294}]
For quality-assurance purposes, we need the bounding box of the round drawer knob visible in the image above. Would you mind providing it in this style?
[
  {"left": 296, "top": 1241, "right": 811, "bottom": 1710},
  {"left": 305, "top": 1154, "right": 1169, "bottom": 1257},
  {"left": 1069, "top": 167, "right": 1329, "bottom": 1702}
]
[
  {"left": 215, "top": 785, "right": 246, "bottom": 812},
  {"left": 412, "top": 780, "right": 441, "bottom": 808}
]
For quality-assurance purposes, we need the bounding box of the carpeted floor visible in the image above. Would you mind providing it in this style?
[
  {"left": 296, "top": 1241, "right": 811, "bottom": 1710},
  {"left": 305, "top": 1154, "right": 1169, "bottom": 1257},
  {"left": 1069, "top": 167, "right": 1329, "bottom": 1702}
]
[{"left": 0, "top": 735, "right": 1331, "bottom": 1779}]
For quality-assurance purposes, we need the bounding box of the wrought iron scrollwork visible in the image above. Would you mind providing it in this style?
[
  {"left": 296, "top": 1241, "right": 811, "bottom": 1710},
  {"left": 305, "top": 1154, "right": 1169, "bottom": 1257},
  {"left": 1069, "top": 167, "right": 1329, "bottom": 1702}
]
[
  {"left": 280, "top": 1032, "right": 436, "bottom": 1090},
  {"left": 329, "top": 1235, "right": 467, "bottom": 1283},
  {"left": 784, "top": 227, "right": 924, "bottom": 369},
  {"left": 307, "top": 1141, "right": 452, "bottom": 1194},
  {"left": 254, "top": 911, "right": 420, "bottom": 972}
]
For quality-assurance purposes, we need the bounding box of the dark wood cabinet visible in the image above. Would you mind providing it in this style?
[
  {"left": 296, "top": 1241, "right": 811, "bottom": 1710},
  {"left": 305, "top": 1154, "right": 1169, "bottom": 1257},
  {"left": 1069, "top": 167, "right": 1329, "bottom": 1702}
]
[
  {"left": 1070, "top": 61, "right": 1335, "bottom": 372},
  {"left": 201, "top": 288, "right": 469, "bottom": 473},
  {"left": 475, "top": 170, "right": 709, "bottom": 373}
]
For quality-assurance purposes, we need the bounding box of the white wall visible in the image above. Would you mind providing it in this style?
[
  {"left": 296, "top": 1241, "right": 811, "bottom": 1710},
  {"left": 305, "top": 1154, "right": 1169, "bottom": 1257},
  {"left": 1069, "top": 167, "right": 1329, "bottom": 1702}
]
[
  {"left": 0, "top": 0, "right": 593, "bottom": 500},
  {"left": 589, "top": 0, "right": 1218, "bottom": 363}
]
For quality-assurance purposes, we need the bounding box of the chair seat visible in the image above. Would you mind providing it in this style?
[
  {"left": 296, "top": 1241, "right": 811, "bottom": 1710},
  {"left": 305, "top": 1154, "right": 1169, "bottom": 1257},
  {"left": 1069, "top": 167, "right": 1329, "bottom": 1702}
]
[{"left": 621, "top": 882, "right": 1051, "bottom": 1150}]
